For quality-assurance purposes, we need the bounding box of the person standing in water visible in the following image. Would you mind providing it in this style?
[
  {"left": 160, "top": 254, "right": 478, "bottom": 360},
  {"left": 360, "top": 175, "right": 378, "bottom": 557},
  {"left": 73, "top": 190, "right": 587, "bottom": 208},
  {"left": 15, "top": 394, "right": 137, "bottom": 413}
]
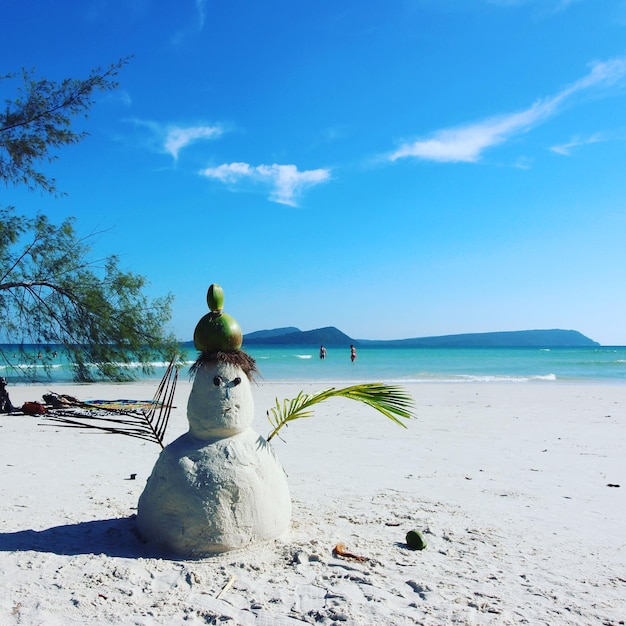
[
  {"left": 319, "top": 345, "right": 327, "bottom": 360},
  {"left": 350, "top": 345, "right": 357, "bottom": 362}
]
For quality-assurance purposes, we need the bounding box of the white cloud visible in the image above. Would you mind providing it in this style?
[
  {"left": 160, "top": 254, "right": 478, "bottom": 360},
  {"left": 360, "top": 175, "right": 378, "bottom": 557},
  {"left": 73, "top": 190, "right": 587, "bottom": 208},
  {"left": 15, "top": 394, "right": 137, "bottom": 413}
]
[
  {"left": 550, "top": 133, "right": 603, "bottom": 155},
  {"left": 171, "top": 0, "right": 208, "bottom": 45},
  {"left": 199, "top": 162, "right": 331, "bottom": 206},
  {"left": 125, "top": 119, "right": 225, "bottom": 160},
  {"left": 195, "top": 0, "right": 207, "bottom": 30},
  {"left": 107, "top": 89, "right": 132, "bottom": 107},
  {"left": 549, "top": 0, "right": 584, "bottom": 12},
  {"left": 164, "top": 125, "right": 224, "bottom": 160},
  {"left": 389, "top": 107, "right": 548, "bottom": 163},
  {"left": 389, "top": 57, "right": 626, "bottom": 164},
  {"left": 485, "top": 0, "right": 527, "bottom": 6},
  {"left": 485, "top": 0, "right": 582, "bottom": 10}
]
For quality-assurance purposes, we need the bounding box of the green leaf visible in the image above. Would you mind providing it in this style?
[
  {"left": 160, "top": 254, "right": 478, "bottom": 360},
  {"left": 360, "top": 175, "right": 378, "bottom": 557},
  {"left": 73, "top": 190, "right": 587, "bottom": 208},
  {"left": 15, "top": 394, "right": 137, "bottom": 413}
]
[{"left": 266, "top": 383, "right": 415, "bottom": 442}]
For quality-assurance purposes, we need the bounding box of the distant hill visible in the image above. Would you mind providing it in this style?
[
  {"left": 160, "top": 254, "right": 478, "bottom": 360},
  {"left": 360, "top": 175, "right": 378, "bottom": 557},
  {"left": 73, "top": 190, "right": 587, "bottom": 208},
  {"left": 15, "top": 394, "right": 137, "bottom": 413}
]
[
  {"left": 240, "top": 327, "right": 599, "bottom": 348},
  {"left": 244, "top": 327, "right": 301, "bottom": 340},
  {"left": 358, "top": 329, "right": 600, "bottom": 348},
  {"left": 244, "top": 326, "right": 353, "bottom": 346}
]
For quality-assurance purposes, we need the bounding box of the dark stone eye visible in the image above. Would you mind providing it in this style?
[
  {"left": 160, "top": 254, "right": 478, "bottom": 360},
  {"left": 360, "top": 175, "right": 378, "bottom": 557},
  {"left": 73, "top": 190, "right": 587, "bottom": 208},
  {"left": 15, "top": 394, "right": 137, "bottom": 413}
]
[
  {"left": 213, "top": 376, "right": 222, "bottom": 386},
  {"left": 232, "top": 377, "right": 241, "bottom": 387}
]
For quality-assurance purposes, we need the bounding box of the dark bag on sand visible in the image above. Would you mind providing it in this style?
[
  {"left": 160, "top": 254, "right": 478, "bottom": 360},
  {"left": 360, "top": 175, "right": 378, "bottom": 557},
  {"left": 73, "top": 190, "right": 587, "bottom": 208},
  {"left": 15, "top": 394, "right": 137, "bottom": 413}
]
[
  {"left": 0, "top": 393, "right": 14, "bottom": 413},
  {"left": 21, "top": 401, "right": 47, "bottom": 415}
]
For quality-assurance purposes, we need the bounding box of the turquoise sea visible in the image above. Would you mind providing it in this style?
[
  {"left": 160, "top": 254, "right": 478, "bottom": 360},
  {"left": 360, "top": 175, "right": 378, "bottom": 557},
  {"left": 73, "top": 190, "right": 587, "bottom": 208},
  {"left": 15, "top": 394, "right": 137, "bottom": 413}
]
[{"left": 2, "top": 345, "right": 626, "bottom": 385}]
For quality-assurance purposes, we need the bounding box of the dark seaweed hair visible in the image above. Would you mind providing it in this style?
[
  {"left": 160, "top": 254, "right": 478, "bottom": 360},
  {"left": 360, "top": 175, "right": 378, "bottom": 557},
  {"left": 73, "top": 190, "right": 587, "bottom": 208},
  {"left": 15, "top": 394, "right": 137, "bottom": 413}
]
[{"left": 189, "top": 350, "right": 259, "bottom": 381}]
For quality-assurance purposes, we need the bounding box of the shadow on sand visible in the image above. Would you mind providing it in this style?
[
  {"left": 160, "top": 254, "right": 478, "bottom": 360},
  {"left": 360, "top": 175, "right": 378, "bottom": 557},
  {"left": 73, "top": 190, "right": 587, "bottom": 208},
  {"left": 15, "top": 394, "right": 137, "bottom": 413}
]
[{"left": 0, "top": 516, "right": 172, "bottom": 559}]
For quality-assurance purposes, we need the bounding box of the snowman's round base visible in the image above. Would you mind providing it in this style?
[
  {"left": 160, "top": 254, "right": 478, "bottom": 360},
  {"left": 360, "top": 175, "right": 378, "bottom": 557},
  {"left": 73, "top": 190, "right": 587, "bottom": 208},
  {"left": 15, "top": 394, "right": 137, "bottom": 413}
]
[{"left": 137, "top": 429, "right": 291, "bottom": 557}]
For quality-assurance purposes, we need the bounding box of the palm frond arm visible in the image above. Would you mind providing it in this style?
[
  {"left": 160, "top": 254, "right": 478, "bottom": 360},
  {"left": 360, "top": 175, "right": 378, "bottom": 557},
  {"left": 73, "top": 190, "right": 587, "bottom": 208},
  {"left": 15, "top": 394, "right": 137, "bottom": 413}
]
[{"left": 266, "top": 383, "right": 415, "bottom": 442}]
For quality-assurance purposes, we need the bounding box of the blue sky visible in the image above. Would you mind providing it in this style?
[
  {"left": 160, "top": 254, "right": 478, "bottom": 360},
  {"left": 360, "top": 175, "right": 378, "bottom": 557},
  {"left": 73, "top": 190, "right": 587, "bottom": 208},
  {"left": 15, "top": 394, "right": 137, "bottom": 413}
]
[{"left": 3, "top": 0, "right": 626, "bottom": 344}]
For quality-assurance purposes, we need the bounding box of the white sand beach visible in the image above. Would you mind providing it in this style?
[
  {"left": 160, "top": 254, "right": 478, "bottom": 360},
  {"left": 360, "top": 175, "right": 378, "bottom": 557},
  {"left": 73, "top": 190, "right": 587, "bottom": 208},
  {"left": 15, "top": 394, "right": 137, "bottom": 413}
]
[{"left": 1, "top": 380, "right": 624, "bottom": 625}]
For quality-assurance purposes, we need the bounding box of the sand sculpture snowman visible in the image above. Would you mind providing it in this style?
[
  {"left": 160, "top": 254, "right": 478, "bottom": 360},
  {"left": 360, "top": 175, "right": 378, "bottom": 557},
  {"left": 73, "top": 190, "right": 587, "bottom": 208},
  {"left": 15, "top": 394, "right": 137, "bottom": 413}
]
[{"left": 137, "top": 284, "right": 291, "bottom": 556}]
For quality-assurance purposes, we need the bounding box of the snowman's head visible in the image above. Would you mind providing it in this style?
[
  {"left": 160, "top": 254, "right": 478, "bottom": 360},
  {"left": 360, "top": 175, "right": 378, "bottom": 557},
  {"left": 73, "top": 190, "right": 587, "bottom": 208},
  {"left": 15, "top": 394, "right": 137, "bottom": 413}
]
[{"left": 187, "top": 358, "right": 255, "bottom": 439}]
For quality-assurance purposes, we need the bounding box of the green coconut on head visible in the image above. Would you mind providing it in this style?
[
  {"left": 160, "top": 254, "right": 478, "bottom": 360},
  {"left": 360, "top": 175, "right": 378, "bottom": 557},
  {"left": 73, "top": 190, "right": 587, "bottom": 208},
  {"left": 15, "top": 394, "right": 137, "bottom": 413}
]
[{"left": 193, "top": 284, "right": 243, "bottom": 353}]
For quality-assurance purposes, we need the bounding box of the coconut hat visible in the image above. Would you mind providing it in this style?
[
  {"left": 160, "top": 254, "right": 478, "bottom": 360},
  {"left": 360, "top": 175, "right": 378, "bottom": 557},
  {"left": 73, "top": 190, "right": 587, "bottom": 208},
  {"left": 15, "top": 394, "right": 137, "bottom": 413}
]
[{"left": 191, "top": 284, "right": 257, "bottom": 377}]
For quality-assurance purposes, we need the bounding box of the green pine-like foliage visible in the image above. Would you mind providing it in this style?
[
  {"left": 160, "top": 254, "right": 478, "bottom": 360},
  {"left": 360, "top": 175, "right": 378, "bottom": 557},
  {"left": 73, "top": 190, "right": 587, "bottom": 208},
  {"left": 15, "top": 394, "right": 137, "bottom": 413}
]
[{"left": 1, "top": 58, "right": 176, "bottom": 381}]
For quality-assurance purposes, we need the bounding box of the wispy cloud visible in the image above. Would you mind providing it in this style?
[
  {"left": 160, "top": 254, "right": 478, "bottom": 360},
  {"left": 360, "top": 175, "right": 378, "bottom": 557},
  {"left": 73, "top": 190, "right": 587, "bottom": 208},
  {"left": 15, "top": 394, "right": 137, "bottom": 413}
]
[
  {"left": 195, "top": 0, "right": 207, "bottom": 30},
  {"left": 171, "top": 0, "right": 208, "bottom": 44},
  {"left": 485, "top": 0, "right": 582, "bottom": 10},
  {"left": 389, "top": 57, "right": 626, "bottom": 164},
  {"left": 164, "top": 125, "right": 224, "bottom": 160},
  {"left": 485, "top": 0, "right": 528, "bottom": 6},
  {"left": 127, "top": 120, "right": 224, "bottom": 159},
  {"left": 107, "top": 89, "right": 132, "bottom": 107},
  {"left": 550, "top": 133, "right": 603, "bottom": 155},
  {"left": 199, "top": 162, "right": 331, "bottom": 206},
  {"left": 549, "top": 0, "right": 586, "bottom": 12}
]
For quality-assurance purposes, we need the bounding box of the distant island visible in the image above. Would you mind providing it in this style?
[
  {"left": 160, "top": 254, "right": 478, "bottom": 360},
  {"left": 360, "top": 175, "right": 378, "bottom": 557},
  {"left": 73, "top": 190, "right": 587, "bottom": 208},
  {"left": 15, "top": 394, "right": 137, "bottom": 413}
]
[{"left": 241, "top": 327, "right": 600, "bottom": 348}]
